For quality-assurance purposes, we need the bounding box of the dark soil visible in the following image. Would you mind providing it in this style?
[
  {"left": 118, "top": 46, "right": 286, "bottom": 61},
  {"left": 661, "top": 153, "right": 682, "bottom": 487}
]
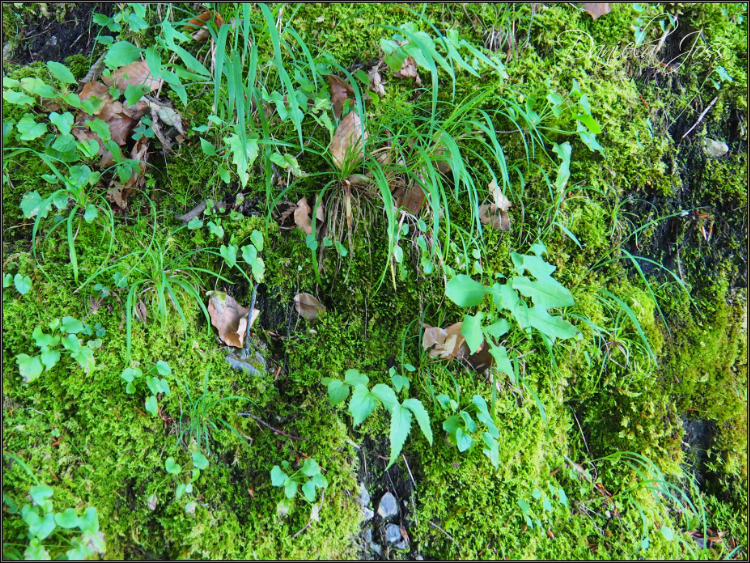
[{"left": 8, "top": 3, "right": 109, "bottom": 66}]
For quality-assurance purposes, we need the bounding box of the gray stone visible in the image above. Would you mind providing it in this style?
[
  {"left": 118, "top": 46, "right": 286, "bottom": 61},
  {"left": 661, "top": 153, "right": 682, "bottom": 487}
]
[
  {"left": 2, "top": 43, "right": 12, "bottom": 61},
  {"left": 362, "top": 506, "right": 374, "bottom": 521},
  {"left": 363, "top": 527, "right": 372, "bottom": 544},
  {"left": 415, "top": 554, "right": 424, "bottom": 561},
  {"left": 358, "top": 483, "right": 371, "bottom": 507},
  {"left": 370, "top": 543, "right": 382, "bottom": 555},
  {"left": 703, "top": 138, "right": 729, "bottom": 159},
  {"left": 377, "top": 492, "right": 399, "bottom": 519},
  {"left": 385, "top": 523, "right": 402, "bottom": 544},
  {"left": 394, "top": 539, "right": 409, "bottom": 550}
]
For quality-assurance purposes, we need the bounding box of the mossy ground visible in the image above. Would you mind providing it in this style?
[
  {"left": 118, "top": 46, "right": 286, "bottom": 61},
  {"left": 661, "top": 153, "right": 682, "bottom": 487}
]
[{"left": 2, "top": 2, "right": 747, "bottom": 560}]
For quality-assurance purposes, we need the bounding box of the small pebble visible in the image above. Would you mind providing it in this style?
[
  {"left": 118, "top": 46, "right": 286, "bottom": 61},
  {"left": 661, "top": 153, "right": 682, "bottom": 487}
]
[
  {"left": 363, "top": 527, "right": 372, "bottom": 544},
  {"left": 377, "top": 492, "right": 399, "bottom": 519},
  {"left": 395, "top": 539, "right": 409, "bottom": 550},
  {"left": 703, "top": 138, "right": 729, "bottom": 159},
  {"left": 370, "top": 542, "right": 382, "bottom": 555},
  {"left": 385, "top": 523, "right": 402, "bottom": 544},
  {"left": 358, "top": 483, "right": 371, "bottom": 507},
  {"left": 362, "top": 506, "right": 374, "bottom": 521}
]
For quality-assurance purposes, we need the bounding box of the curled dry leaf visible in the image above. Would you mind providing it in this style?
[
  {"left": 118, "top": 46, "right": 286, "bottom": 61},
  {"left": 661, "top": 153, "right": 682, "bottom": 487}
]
[
  {"left": 207, "top": 291, "right": 260, "bottom": 349},
  {"left": 581, "top": 3, "right": 611, "bottom": 20},
  {"left": 368, "top": 66, "right": 385, "bottom": 97},
  {"left": 330, "top": 111, "right": 368, "bottom": 170},
  {"left": 327, "top": 74, "right": 355, "bottom": 120},
  {"left": 293, "top": 197, "right": 313, "bottom": 235},
  {"left": 79, "top": 82, "right": 113, "bottom": 114},
  {"left": 422, "top": 322, "right": 464, "bottom": 360},
  {"left": 273, "top": 201, "right": 297, "bottom": 230},
  {"left": 394, "top": 55, "right": 423, "bottom": 87},
  {"left": 183, "top": 10, "right": 225, "bottom": 31},
  {"left": 294, "top": 293, "right": 326, "bottom": 321},
  {"left": 479, "top": 179, "right": 512, "bottom": 231},
  {"left": 102, "top": 60, "right": 162, "bottom": 93}
]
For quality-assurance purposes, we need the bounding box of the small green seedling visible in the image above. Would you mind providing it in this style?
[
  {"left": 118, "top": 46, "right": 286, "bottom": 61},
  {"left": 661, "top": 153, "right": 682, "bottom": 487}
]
[
  {"left": 271, "top": 458, "right": 328, "bottom": 502},
  {"left": 438, "top": 393, "right": 500, "bottom": 467},
  {"left": 120, "top": 360, "right": 172, "bottom": 416}
]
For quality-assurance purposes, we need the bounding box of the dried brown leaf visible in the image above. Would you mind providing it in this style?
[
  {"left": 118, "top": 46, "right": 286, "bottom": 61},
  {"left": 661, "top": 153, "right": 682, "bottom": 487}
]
[
  {"left": 207, "top": 292, "right": 259, "bottom": 348},
  {"left": 327, "top": 74, "right": 355, "bottom": 120},
  {"left": 368, "top": 67, "right": 385, "bottom": 97},
  {"left": 135, "top": 299, "right": 147, "bottom": 323},
  {"left": 395, "top": 182, "right": 426, "bottom": 214},
  {"left": 183, "top": 10, "right": 225, "bottom": 31},
  {"left": 330, "top": 111, "right": 367, "bottom": 170},
  {"left": 422, "top": 322, "right": 465, "bottom": 360},
  {"left": 294, "top": 293, "right": 326, "bottom": 321},
  {"left": 581, "top": 3, "right": 611, "bottom": 20},
  {"left": 394, "top": 56, "right": 423, "bottom": 87},
  {"left": 79, "top": 82, "right": 113, "bottom": 114},
  {"left": 294, "top": 197, "right": 313, "bottom": 235},
  {"left": 124, "top": 136, "right": 149, "bottom": 189},
  {"left": 102, "top": 60, "right": 163, "bottom": 93},
  {"left": 106, "top": 187, "right": 134, "bottom": 209}
]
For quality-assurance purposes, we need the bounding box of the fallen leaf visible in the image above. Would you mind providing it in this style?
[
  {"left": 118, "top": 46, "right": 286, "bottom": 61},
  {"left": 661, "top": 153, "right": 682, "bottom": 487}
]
[
  {"left": 293, "top": 293, "right": 326, "bottom": 321},
  {"left": 368, "top": 66, "right": 385, "bottom": 97},
  {"left": 107, "top": 113, "right": 138, "bottom": 146},
  {"left": 184, "top": 10, "right": 225, "bottom": 31},
  {"left": 327, "top": 74, "right": 355, "bottom": 120},
  {"left": 192, "top": 27, "right": 210, "bottom": 42},
  {"left": 102, "top": 60, "right": 162, "bottom": 93},
  {"left": 294, "top": 197, "right": 313, "bottom": 235},
  {"left": 123, "top": 136, "right": 149, "bottom": 189},
  {"left": 479, "top": 179, "right": 512, "bottom": 231},
  {"left": 581, "top": 3, "right": 611, "bottom": 20},
  {"left": 273, "top": 201, "right": 297, "bottom": 229},
  {"left": 393, "top": 181, "right": 425, "bottom": 214},
  {"left": 106, "top": 187, "right": 132, "bottom": 209},
  {"left": 79, "top": 82, "right": 113, "bottom": 114},
  {"left": 207, "top": 291, "right": 260, "bottom": 348},
  {"left": 394, "top": 56, "right": 423, "bottom": 87},
  {"left": 422, "top": 322, "right": 465, "bottom": 360},
  {"left": 330, "top": 110, "right": 368, "bottom": 170}
]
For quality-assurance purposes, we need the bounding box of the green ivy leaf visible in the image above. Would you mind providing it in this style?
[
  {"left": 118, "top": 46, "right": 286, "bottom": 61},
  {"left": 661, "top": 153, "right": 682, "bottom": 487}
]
[
  {"left": 16, "top": 354, "right": 43, "bottom": 382},
  {"left": 301, "top": 480, "right": 316, "bottom": 502},
  {"left": 3, "top": 89, "right": 35, "bottom": 106},
  {"left": 17, "top": 115, "right": 47, "bottom": 141},
  {"left": 660, "top": 526, "right": 674, "bottom": 541},
  {"left": 54, "top": 508, "right": 79, "bottom": 529},
  {"left": 483, "top": 318, "right": 510, "bottom": 339},
  {"left": 165, "top": 457, "right": 181, "bottom": 475},
  {"left": 445, "top": 274, "right": 486, "bottom": 307},
  {"left": 526, "top": 305, "right": 578, "bottom": 341},
  {"left": 455, "top": 427, "right": 472, "bottom": 452},
  {"left": 301, "top": 458, "right": 321, "bottom": 477},
  {"left": 192, "top": 451, "right": 209, "bottom": 470},
  {"left": 78, "top": 507, "right": 99, "bottom": 533},
  {"left": 40, "top": 348, "right": 61, "bottom": 371},
  {"left": 49, "top": 111, "right": 74, "bottom": 135},
  {"left": 29, "top": 484, "right": 54, "bottom": 506},
  {"left": 511, "top": 275, "right": 575, "bottom": 310},
  {"left": 13, "top": 274, "right": 32, "bottom": 295},
  {"left": 270, "top": 466, "right": 288, "bottom": 487},
  {"left": 220, "top": 244, "right": 238, "bottom": 268},
  {"left": 200, "top": 138, "right": 216, "bottom": 156},
  {"left": 482, "top": 432, "right": 499, "bottom": 468},
  {"left": 21, "top": 77, "right": 56, "bottom": 98},
  {"left": 250, "top": 230, "right": 264, "bottom": 251},
  {"left": 83, "top": 204, "right": 98, "bottom": 223}
]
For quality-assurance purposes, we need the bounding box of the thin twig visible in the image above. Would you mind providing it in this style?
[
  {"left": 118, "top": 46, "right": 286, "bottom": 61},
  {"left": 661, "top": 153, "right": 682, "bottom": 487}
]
[
  {"left": 292, "top": 520, "right": 312, "bottom": 539},
  {"left": 682, "top": 96, "right": 718, "bottom": 139},
  {"left": 430, "top": 520, "right": 459, "bottom": 546},
  {"left": 237, "top": 412, "right": 310, "bottom": 441},
  {"left": 568, "top": 405, "right": 591, "bottom": 456},
  {"left": 243, "top": 282, "right": 260, "bottom": 358}
]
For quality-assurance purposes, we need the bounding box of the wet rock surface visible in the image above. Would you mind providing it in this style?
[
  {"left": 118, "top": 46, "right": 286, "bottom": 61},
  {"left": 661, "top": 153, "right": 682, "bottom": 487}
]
[{"left": 377, "top": 492, "right": 399, "bottom": 519}]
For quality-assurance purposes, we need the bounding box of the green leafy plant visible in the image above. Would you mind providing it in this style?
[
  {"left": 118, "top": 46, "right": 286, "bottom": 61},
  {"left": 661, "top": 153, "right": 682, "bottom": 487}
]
[
  {"left": 322, "top": 369, "right": 433, "bottom": 468},
  {"left": 156, "top": 451, "right": 209, "bottom": 514},
  {"left": 175, "top": 367, "right": 256, "bottom": 457},
  {"left": 438, "top": 393, "right": 500, "bottom": 467},
  {"left": 2, "top": 453, "right": 105, "bottom": 560},
  {"left": 15, "top": 316, "right": 102, "bottom": 382},
  {"left": 271, "top": 458, "right": 328, "bottom": 502},
  {"left": 120, "top": 360, "right": 172, "bottom": 417}
]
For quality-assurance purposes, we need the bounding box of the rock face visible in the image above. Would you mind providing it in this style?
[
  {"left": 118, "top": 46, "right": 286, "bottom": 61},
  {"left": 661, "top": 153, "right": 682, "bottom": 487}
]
[
  {"left": 377, "top": 492, "right": 399, "bottom": 519},
  {"left": 703, "top": 138, "right": 729, "bottom": 159}
]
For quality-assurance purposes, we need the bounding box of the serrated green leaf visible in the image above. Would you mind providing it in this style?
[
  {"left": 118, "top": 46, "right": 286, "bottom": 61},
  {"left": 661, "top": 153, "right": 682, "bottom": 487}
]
[
  {"left": 387, "top": 403, "right": 412, "bottom": 468},
  {"left": 526, "top": 305, "right": 578, "bottom": 340},
  {"left": 344, "top": 369, "right": 368, "bottom": 387},
  {"left": 370, "top": 383, "right": 399, "bottom": 414},
  {"left": 403, "top": 398, "right": 433, "bottom": 445},
  {"left": 327, "top": 379, "right": 350, "bottom": 406},
  {"left": 483, "top": 318, "right": 510, "bottom": 339},
  {"left": 349, "top": 384, "right": 378, "bottom": 426}
]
